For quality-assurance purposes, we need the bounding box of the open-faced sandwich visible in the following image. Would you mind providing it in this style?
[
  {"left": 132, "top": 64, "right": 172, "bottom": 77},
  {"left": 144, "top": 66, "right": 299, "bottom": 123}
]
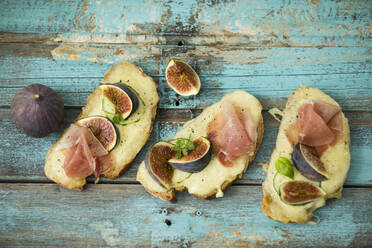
[
  {"left": 262, "top": 86, "right": 350, "bottom": 223},
  {"left": 45, "top": 61, "right": 159, "bottom": 189},
  {"left": 137, "top": 90, "right": 263, "bottom": 202}
]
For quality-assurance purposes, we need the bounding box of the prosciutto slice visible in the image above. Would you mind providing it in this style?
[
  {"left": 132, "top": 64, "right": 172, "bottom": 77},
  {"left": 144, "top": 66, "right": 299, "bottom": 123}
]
[
  {"left": 298, "top": 103, "right": 335, "bottom": 146},
  {"left": 207, "top": 100, "right": 255, "bottom": 166},
  {"left": 286, "top": 100, "right": 343, "bottom": 156},
  {"left": 313, "top": 100, "right": 341, "bottom": 123},
  {"left": 58, "top": 124, "right": 112, "bottom": 179}
]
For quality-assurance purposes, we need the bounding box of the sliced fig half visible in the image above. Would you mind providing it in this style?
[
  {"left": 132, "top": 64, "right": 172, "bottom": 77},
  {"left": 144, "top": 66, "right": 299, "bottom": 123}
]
[
  {"left": 292, "top": 143, "right": 328, "bottom": 182},
  {"left": 77, "top": 115, "right": 118, "bottom": 152},
  {"left": 145, "top": 142, "right": 175, "bottom": 189},
  {"left": 100, "top": 83, "right": 139, "bottom": 119},
  {"left": 279, "top": 181, "right": 325, "bottom": 205},
  {"left": 168, "top": 137, "right": 212, "bottom": 173},
  {"left": 165, "top": 59, "right": 201, "bottom": 96}
]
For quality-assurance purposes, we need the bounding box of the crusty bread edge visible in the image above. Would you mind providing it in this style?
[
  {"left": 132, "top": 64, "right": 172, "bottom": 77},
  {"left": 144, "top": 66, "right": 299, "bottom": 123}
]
[
  {"left": 44, "top": 61, "right": 159, "bottom": 188},
  {"left": 98, "top": 62, "right": 159, "bottom": 178},
  {"left": 261, "top": 86, "right": 350, "bottom": 224},
  {"left": 139, "top": 115, "right": 264, "bottom": 202}
]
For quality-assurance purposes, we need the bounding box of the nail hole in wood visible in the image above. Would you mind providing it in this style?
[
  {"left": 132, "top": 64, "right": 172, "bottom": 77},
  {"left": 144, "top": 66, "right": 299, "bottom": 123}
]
[
  {"left": 178, "top": 40, "right": 184, "bottom": 46},
  {"left": 165, "top": 219, "right": 172, "bottom": 226},
  {"left": 161, "top": 209, "right": 168, "bottom": 215},
  {"left": 175, "top": 100, "right": 180, "bottom": 106}
]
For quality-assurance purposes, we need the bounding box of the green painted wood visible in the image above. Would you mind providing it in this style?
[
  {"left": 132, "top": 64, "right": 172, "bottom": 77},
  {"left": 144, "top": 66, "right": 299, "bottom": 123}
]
[
  {"left": 1, "top": 108, "right": 371, "bottom": 186},
  {"left": 0, "top": 0, "right": 371, "bottom": 47},
  {"left": 1, "top": 184, "right": 371, "bottom": 247}
]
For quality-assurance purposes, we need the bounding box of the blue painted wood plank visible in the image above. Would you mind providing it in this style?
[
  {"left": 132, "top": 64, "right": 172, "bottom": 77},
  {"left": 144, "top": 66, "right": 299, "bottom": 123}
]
[
  {"left": 1, "top": 184, "right": 371, "bottom": 247},
  {"left": 1, "top": 44, "right": 370, "bottom": 79},
  {"left": 1, "top": 108, "right": 371, "bottom": 186},
  {"left": 1, "top": 73, "right": 370, "bottom": 111},
  {"left": 0, "top": 0, "right": 371, "bottom": 47}
]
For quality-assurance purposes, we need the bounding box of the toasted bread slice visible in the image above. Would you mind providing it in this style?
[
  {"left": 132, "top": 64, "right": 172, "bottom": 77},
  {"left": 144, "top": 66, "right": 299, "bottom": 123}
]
[
  {"left": 262, "top": 86, "right": 350, "bottom": 223},
  {"left": 45, "top": 61, "right": 159, "bottom": 189},
  {"left": 137, "top": 90, "right": 263, "bottom": 202}
]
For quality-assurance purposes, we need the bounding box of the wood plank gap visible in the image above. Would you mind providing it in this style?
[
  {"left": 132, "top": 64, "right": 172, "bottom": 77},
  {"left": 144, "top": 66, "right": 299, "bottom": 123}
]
[
  {"left": 1, "top": 178, "right": 370, "bottom": 189},
  {"left": 0, "top": 39, "right": 370, "bottom": 49}
]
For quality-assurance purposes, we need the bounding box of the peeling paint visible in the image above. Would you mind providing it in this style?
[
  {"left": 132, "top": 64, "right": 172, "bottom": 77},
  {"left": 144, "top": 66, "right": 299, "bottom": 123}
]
[
  {"left": 51, "top": 44, "right": 161, "bottom": 64},
  {"left": 13, "top": 0, "right": 367, "bottom": 47},
  {"left": 89, "top": 220, "right": 122, "bottom": 246}
]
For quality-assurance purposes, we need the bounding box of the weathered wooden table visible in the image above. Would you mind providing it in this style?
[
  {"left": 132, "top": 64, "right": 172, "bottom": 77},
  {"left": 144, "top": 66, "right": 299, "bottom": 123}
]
[{"left": 1, "top": 0, "right": 371, "bottom": 247}]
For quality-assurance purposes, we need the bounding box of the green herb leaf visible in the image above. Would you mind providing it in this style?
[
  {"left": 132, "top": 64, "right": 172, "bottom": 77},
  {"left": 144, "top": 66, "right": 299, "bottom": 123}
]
[
  {"left": 182, "top": 148, "right": 188, "bottom": 156},
  {"left": 101, "top": 83, "right": 146, "bottom": 126},
  {"left": 275, "top": 156, "right": 294, "bottom": 179},
  {"left": 175, "top": 151, "right": 182, "bottom": 159},
  {"left": 187, "top": 142, "right": 195, "bottom": 150},
  {"left": 169, "top": 136, "right": 196, "bottom": 159}
]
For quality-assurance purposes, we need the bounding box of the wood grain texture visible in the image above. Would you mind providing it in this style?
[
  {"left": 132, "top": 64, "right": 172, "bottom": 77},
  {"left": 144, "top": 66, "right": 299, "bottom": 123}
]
[
  {"left": 1, "top": 184, "right": 371, "bottom": 247},
  {"left": 0, "top": 0, "right": 371, "bottom": 47},
  {"left": 1, "top": 108, "right": 371, "bottom": 186},
  {"left": 0, "top": 0, "right": 371, "bottom": 246}
]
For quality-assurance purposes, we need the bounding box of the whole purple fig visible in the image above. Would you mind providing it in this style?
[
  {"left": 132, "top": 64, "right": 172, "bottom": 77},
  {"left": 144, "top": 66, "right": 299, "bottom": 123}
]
[{"left": 11, "top": 84, "right": 64, "bottom": 137}]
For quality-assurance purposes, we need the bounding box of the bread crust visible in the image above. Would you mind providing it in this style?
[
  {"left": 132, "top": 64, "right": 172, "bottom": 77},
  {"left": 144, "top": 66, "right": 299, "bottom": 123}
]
[
  {"left": 261, "top": 86, "right": 350, "bottom": 223},
  {"left": 137, "top": 91, "right": 264, "bottom": 202},
  {"left": 44, "top": 61, "right": 159, "bottom": 189}
]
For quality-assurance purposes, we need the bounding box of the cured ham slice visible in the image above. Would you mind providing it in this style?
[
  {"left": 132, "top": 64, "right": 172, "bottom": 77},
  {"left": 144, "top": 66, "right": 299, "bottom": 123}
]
[
  {"left": 207, "top": 100, "right": 255, "bottom": 166},
  {"left": 59, "top": 124, "right": 112, "bottom": 179},
  {"left": 328, "top": 112, "right": 342, "bottom": 131},
  {"left": 298, "top": 103, "right": 335, "bottom": 147},
  {"left": 313, "top": 100, "right": 341, "bottom": 123},
  {"left": 240, "top": 109, "right": 256, "bottom": 142},
  {"left": 286, "top": 100, "right": 343, "bottom": 156}
]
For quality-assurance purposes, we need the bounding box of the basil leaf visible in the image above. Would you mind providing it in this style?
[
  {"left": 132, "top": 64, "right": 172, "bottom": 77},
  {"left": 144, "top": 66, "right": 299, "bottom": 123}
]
[
  {"left": 182, "top": 148, "right": 188, "bottom": 156},
  {"left": 187, "top": 142, "right": 195, "bottom": 150},
  {"left": 175, "top": 151, "right": 182, "bottom": 159},
  {"left": 275, "top": 156, "right": 294, "bottom": 179}
]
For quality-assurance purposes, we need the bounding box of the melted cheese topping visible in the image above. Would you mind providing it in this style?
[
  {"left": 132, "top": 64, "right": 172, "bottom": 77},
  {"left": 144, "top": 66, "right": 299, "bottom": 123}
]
[
  {"left": 45, "top": 62, "right": 159, "bottom": 188},
  {"left": 137, "top": 90, "right": 262, "bottom": 197},
  {"left": 262, "top": 87, "right": 350, "bottom": 223}
]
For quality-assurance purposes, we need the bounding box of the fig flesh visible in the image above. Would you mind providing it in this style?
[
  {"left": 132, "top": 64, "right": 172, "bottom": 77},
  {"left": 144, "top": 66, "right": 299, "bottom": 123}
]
[
  {"left": 145, "top": 142, "right": 175, "bottom": 189},
  {"left": 165, "top": 59, "right": 201, "bottom": 96},
  {"left": 77, "top": 116, "right": 118, "bottom": 152},
  {"left": 279, "top": 181, "right": 325, "bottom": 205},
  {"left": 11, "top": 84, "right": 64, "bottom": 138},
  {"left": 168, "top": 137, "right": 212, "bottom": 173},
  {"left": 292, "top": 143, "right": 328, "bottom": 181},
  {"left": 100, "top": 83, "right": 139, "bottom": 119}
]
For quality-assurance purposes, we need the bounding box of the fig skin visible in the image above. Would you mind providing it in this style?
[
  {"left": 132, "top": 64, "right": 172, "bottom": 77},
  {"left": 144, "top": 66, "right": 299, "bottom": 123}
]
[
  {"left": 101, "top": 83, "right": 139, "bottom": 120},
  {"left": 292, "top": 143, "right": 328, "bottom": 182},
  {"left": 11, "top": 84, "right": 64, "bottom": 138},
  {"left": 168, "top": 137, "right": 212, "bottom": 173},
  {"left": 77, "top": 115, "right": 118, "bottom": 152},
  {"left": 280, "top": 181, "right": 325, "bottom": 205},
  {"left": 165, "top": 59, "right": 201, "bottom": 96},
  {"left": 145, "top": 142, "right": 175, "bottom": 189}
]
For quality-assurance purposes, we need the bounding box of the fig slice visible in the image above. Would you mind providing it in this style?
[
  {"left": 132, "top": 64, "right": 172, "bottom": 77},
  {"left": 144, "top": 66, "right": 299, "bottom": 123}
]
[
  {"left": 292, "top": 143, "right": 328, "bottom": 182},
  {"left": 279, "top": 181, "right": 325, "bottom": 205},
  {"left": 77, "top": 115, "right": 118, "bottom": 152},
  {"left": 165, "top": 59, "right": 201, "bottom": 96},
  {"left": 168, "top": 137, "right": 212, "bottom": 173},
  {"left": 145, "top": 142, "right": 175, "bottom": 189},
  {"left": 100, "top": 83, "right": 139, "bottom": 119}
]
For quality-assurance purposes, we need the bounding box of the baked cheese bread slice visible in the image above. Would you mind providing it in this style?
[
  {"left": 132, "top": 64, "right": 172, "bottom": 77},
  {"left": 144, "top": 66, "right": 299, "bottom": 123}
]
[
  {"left": 45, "top": 61, "right": 159, "bottom": 189},
  {"left": 137, "top": 90, "right": 263, "bottom": 202},
  {"left": 262, "top": 86, "right": 350, "bottom": 223}
]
